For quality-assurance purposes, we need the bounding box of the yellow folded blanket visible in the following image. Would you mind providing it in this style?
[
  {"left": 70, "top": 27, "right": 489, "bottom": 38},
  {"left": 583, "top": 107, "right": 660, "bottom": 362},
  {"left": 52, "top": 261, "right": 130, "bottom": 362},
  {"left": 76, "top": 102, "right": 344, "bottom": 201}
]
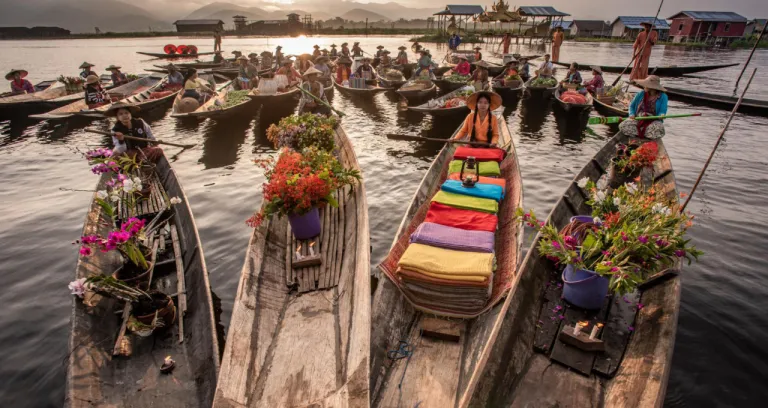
[
  {"left": 398, "top": 243, "right": 495, "bottom": 279},
  {"left": 432, "top": 190, "right": 499, "bottom": 214},
  {"left": 448, "top": 160, "right": 501, "bottom": 177}
]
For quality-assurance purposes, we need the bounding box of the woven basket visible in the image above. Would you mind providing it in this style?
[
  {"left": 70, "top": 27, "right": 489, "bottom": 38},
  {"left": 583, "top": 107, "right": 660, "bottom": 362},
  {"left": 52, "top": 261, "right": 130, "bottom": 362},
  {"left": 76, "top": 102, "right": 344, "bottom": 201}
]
[
  {"left": 598, "top": 95, "right": 616, "bottom": 104},
  {"left": 563, "top": 83, "right": 579, "bottom": 91}
]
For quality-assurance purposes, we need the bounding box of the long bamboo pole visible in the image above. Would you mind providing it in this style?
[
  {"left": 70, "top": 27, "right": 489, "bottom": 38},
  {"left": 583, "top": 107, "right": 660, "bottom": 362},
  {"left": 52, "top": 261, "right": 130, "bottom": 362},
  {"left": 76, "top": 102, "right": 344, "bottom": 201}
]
[{"left": 732, "top": 27, "right": 766, "bottom": 95}]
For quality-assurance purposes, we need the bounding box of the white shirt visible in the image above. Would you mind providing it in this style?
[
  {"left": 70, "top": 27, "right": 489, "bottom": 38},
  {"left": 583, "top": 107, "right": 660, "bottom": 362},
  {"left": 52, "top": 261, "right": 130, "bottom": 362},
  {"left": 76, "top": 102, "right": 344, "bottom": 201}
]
[
  {"left": 539, "top": 61, "right": 554, "bottom": 71},
  {"left": 112, "top": 119, "right": 156, "bottom": 154}
]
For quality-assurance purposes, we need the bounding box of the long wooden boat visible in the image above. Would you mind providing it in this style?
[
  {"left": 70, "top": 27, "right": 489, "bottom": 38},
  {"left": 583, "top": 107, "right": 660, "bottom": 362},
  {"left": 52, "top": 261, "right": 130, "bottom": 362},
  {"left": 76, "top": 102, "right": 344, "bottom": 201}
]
[
  {"left": 165, "top": 62, "right": 224, "bottom": 70},
  {"left": 592, "top": 93, "right": 630, "bottom": 117},
  {"left": 30, "top": 75, "right": 167, "bottom": 121},
  {"left": 396, "top": 79, "right": 437, "bottom": 101},
  {"left": 377, "top": 70, "right": 407, "bottom": 89},
  {"left": 553, "top": 61, "right": 739, "bottom": 76},
  {"left": 466, "top": 132, "right": 680, "bottom": 407},
  {"left": 663, "top": 86, "right": 768, "bottom": 116},
  {"left": 171, "top": 82, "right": 254, "bottom": 119},
  {"left": 66, "top": 152, "right": 220, "bottom": 407},
  {"left": 407, "top": 85, "right": 474, "bottom": 117},
  {"left": 371, "top": 115, "right": 524, "bottom": 407},
  {"left": 247, "top": 84, "right": 302, "bottom": 106},
  {"left": 434, "top": 77, "right": 470, "bottom": 93},
  {"left": 214, "top": 123, "right": 370, "bottom": 407},
  {"left": 0, "top": 82, "right": 72, "bottom": 117},
  {"left": 492, "top": 80, "right": 524, "bottom": 99},
  {"left": 333, "top": 76, "right": 387, "bottom": 95},
  {"left": 555, "top": 88, "right": 594, "bottom": 113},
  {"left": 0, "top": 79, "right": 55, "bottom": 99},
  {"left": 137, "top": 51, "right": 215, "bottom": 59},
  {"left": 524, "top": 77, "right": 558, "bottom": 98}
]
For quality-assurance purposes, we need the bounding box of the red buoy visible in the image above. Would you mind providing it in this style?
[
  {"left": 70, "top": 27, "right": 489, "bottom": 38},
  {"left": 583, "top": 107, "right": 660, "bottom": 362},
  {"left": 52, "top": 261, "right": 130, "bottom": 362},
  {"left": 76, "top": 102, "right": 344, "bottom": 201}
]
[
  {"left": 177, "top": 45, "right": 189, "bottom": 54},
  {"left": 164, "top": 44, "right": 177, "bottom": 54},
  {"left": 187, "top": 45, "right": 198, "bottom": 55}
]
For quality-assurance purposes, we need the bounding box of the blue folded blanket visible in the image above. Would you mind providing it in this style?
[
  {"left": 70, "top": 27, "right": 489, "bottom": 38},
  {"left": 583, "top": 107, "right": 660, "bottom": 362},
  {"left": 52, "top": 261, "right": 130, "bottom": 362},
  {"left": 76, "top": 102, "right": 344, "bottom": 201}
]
[{"left": 441, "top": 179, "right": 504, "bottom": 202}]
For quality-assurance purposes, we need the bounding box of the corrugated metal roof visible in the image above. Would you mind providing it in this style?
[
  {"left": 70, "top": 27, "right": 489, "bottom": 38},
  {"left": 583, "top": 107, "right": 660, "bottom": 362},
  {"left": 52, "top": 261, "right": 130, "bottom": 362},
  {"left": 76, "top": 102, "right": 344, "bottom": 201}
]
[
  {"left": 174, "top": 20, "right": 224, "bottom": 26},
  {"left": 572, "top": 20, "right": 611, "bottom": 32},
  {"left": 433, "top": 5, "right": 486, "bottom": 16},
  {"left": 612, "top": 16, "right": 670, "bottom": 30},
  {"left": 668, "top": 11, "right": 747, "bottom": 22},
  {"left": 518, "top": 6, "right": 570, "bottom": 17},
  {"left": 550, "top": 21, "right": 573, "bottom": 29}
]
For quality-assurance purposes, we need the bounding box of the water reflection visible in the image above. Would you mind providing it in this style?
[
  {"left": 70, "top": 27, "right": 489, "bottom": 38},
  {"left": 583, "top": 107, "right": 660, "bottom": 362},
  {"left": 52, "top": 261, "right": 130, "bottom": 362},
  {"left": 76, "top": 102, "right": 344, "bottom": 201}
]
[
  {"left": 519, "top": 97, "right": 552, "bottom": 135},
  {"left": 198, "top": 117, "right": 252, "bottom": 169},
  {"left": 552, "top": 106, "right": 591, "bottom": 143}
]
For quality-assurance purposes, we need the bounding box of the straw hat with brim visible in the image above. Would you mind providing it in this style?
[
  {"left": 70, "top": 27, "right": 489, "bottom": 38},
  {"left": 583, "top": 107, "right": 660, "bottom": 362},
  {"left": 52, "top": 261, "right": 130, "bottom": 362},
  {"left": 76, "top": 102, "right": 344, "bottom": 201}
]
[
  {"left": 105, "top": 102, "right": 141, "bottom": 117},
  {"left": 303, "top": 67, "right": 323, "bottom": 78},
  {"left": 473, "top": 60, "right": 492, "bottom": 69},
  {"left": 466, "top": 91, "right": 502, "bottom": 111},
  {"left": 232, "top": 50, "right": 242, "bottom": 55},
  {"left": 455, "top": 54, "right": 468, "bottom": 60},
  {"left": 248, "top": 53, "right": 258, "bottom": 58},
  {"left": 398, "top": 46, "right": 407, "bottom": 50},
  {"left": 85, "top": 75, "right": 100, "bottom": 85},
  {"left": 313, "top": 45, "right": 320, "bottom": 48},
  {"left": 80, "top": 62, "right": 95, "bottom": 69},
  {"left": 341, "top": 42, "right": 348, "bottom": 46},
  {"left": 237, "top": 56, "right": 249, "bottom": 62},
  {"left": 635, "top": 75, "right": 666, "bottom": 92},
  {"left": 276, "top": 46, "right": 283, "bottom": 49},
  {"left": 331, "top": 44, "right": 338, "bottom": 47},
  {"left": 591, "top": 65, "right": 603, "bottom": 74},
  {"left": 5, "top": 69, "right": 28, "bottom": 80},
  {"left": 382, "top": 50, "right": 391, "bottom": 54},
  {"left": 315, "top": 56, "right": 330, "bottom": 63},
  {"left": 354, "top": 42, "right": 360, "bottom": 45},
  {"left": 299, "top": 53, "right": 312, "bottom": 59},
  {"left": 337, "top": 56, "right": 353, "bottom": 65},
  {"left": 260, "top": 51, "right": 272, "bottom": 56},
  {"left": 105, "top": 65, "right": 121, "bottom": 71},
  {"left": 376, "top": 45, "right": 384, "bottom": 49}
]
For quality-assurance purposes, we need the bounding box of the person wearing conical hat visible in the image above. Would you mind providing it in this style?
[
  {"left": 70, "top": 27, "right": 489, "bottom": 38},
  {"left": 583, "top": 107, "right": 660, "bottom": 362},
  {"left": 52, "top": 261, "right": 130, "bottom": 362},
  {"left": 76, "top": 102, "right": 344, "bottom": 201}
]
[
  {"left": 165, "top": 64, "right": 184, "bottom": 87},
  {"left": 379, "top": 50, "right": 392, "bottom": 68},
  {"left": 329, "top": 44, "right": 338, "bottom": 57},
  {"left": 300, "top": 67, "right": 330, "bottom": 115},
  {"left": 619, "top": 75, "right": 668, "bottom": 139},
  {"left": 235, "top": 56, "right": 257, "bottom": 90},
  {"left": 84, "top": 75, "right": 110, "bottom": 109},
  {"left": 274, "top": 45, "right": 284, "bottom": 69},
  {"left": 106, "top": 65, "right": 129, "bottom": 86},
  {"left": 107, "top": 102, "right": 163, "bottom": 163},
  {"left": 259, "top": 51, "right": 273, "bottom": 71},
  {"left": 248, "top": 53, "right": 259, "bottom": 64},
  {"left": 454, "top": 54, "right": 471, "bottom": 76},
  {"left": 631, "top": 21, "right": 659, "bottom": 81},
  {"left": 6, "top": 69, "right": 35, "bottom": 95},
  {"left": 335, "top": 55, "right": 353, "bottom": 83},
  {"left": 351, "top": 42, "right": 363, "bottom": 58},
  {"left": 452, "top": 91, "right": 503, "bottom": 146},
  {"left": 313, "top": 56, "right": 331, "bottom": 78},
  {"left": 321, "top": 48, "right": 329, "bottom": 56},
  {"left": 414, "top": 49, "right": 434, "bottom": 78},
  {"left": 473, "top": 46, "right": 483, "bottom": 62},
  {"left": 374, "top": 45, "right": 385, "bottom": 58},
  {"left": 79, "top": 62, "right": 96, "bottom": 79},
  {"left": 312, "top": 44, "right": 322, "bottom": 60},
  {"left": 276, "top": 58, "right": 301, "bottom": 86},
  {"left": 231, "top": 50, "right": 243, "bottom": 57},
  {"left": 296, "top": 53, "right": 314, "bottom": 74},
  {"left": 470, "top": 61, "right": 491, "bottom": 91},
  {"left": 394, "top": 46, "right": 408, "bottom": 65},
  {"left": 340, "top": 42, "right": 351, "bottom": 57},
  {"left": 583, "top": 66, "right": 604, "bottom": 95}
]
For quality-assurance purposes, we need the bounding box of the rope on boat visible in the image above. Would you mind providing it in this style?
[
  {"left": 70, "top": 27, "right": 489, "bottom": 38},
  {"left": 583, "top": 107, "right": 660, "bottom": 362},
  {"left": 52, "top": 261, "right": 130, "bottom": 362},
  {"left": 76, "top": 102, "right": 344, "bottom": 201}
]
[{"left": 387, "top": 329, "right": 424, "bottom": 408}]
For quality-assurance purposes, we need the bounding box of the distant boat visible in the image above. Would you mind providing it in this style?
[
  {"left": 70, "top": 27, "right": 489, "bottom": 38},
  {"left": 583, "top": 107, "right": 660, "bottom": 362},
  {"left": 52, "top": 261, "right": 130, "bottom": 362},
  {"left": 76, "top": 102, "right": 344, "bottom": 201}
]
[
  {"left": 137, "top": 51, "right": 215, "bottom": 59},
  {"left": 663, "top": 86, "right": 768, "bottom": 117},
  {"left": 553, "top": 61, "right": 739, "bottom": 77}
]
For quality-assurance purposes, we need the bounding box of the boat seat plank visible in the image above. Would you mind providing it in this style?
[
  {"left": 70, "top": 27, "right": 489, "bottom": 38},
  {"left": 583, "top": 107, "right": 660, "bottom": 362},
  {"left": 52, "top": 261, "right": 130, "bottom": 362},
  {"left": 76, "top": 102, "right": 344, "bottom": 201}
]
[
  {"left": 333, "top": 188, "right": 347, "bottom": 286},
  {"left": 320, "top": 204, "right": 332, "bottom": 289},
  {"left": 508, "top": 354, "right": 603, "bottom": 408},
  {"left": 532, "top": 264, "right": 567, "bottom": 353},
  {"left": 593, "top": 291, "right": 640, "bottom": 377},
  {"left": 117, "top": 170, "right": 167, "bottom": 221}
]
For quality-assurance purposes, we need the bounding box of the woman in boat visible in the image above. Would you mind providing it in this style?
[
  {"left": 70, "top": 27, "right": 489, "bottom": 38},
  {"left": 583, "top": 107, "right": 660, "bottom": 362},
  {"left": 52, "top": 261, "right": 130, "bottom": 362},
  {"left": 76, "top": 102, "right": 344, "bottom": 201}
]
[
  {"left": 414, "top": 49, "right": 433, "bottom": 78},
  {"left": 276, "top": 59, "right": 301, "bottom": 86},
  {"left": 260, "top": 51, "right": 273, "bottom": 70},
  {"left": 312, "top": 45, "right": 322, "bottom": 60},
  {"left": 79, "top": 62, "right": 96, "bottom": 79},
  {"left": 108, "top": 102, "right": 163, "bottom": 163},
  {"left": 300, "top": 67, "right": 330, "bottom": 115},
  {"left": 502, "top": 32, "right": 512, "bottom": 54},
  {"left": 619, "top": 75, "right": 668, "bottom": 140},
  {"left": 552, "top": 27, "right": 564, "bottom": 62},
  {"left": 235, "top": 56, "right": 257, "bottom": 90},
  {"left": 354, "top": 57, "right": 374, "bottom": 81},
  {"left": 452, "top": 91, "right": 502, "bottom": 146},
  {"left": 165, "top": 64, "right": 184, "bottom": 89},
  {"left": 630, "top": 21, "right": 658, "bottom": 81},
  {"left": 375, "top": 45, "right": 385, "bottom": 58},
  {"left": 379, "top": 50, "right": 392, "bottom": 68},
  {"left": 519, "top": 58, "right": 531, "bottom": 82},
  {"left": 395, "top": 46, "right": 409, "bottom": 65},
  {"left": 106, "top": 65, "right": 129, "bottom": 86},
  {"left": 561, "top": 62, "right": 582, "bottom": 85},
  {"left": 231, "top": 50, "right": 243, "bottom": 60},
  {"left": 473, "top": 46, "right": 483, "bottom": 62},
  {"left": 340, "top": 42, "right": 350, "bottom": 57},
  {"left": 351, "top": 42, "right": 363, "bottom": 58},
  {"left": 84, "top": 75, "right": 111, "bottom": 109},
  {"left": 6, "top": 69, "right": 35, "bottom": 95},
  {"left": 330, "top": 44, "right": 338, "bottom": 58},
  {"left": 583, "top": 66, "right": 605, "bottom": 95},
  {"left": 335, "top": 56, "right": 353, "bottom": 83},
  {"left": 313, "top": 56, "right": 332, "bottom": 78},
  {"left": 454, "top": 55, "right": 471, "bottom": 76},
  {"left": 248, "top": 53, "right": 259, "bottom": 65},
  {"left": 470, "top": 61, "right": 491, "bottom": 91},
  {"left": 297, "top": 54, "right": 314, "bottom": 74},
  {"left": 183, "top": 69, "right": 216, "bottom": 104}
]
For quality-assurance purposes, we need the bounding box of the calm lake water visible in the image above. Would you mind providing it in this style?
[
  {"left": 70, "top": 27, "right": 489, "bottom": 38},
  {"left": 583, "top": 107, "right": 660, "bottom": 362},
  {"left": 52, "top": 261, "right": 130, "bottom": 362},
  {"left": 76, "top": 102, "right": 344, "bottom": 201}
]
[{"left": 0, "top": 35, "right": 766, "bottom": 407}]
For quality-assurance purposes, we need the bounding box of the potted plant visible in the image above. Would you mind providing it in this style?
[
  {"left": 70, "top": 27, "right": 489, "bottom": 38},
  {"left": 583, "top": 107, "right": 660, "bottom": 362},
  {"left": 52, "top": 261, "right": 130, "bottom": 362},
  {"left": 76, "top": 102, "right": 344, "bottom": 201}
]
[
  {"left": 78, "top": 217, "right": 154, "bottom": 287},
  {"left": 266, "top": 113, "right": 339, "bottom": 152},
  {"left": 246, "top": 147, "right": 360, "bottom": 239},
  {"left": 608, "top": 141, "right": 658, "bottom": 188},
  {"left": 517, "top": 180, "right": 702, "bottom": 309}
]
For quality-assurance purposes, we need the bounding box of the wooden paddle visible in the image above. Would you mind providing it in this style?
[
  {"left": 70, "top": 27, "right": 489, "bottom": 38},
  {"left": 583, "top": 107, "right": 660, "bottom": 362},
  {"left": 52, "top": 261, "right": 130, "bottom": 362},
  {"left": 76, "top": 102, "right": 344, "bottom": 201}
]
[
  {"left": 85, "top": 128, "right": 196, "bottom": 149},
  {"left": 387, "top": 133, "right": 496, "bottom": 147},
  {"left": 296, "top": 85, "right": 345, "bottom": 117},
  {"left": 588, "top": 112, "right": 701, "bottom": 125}
]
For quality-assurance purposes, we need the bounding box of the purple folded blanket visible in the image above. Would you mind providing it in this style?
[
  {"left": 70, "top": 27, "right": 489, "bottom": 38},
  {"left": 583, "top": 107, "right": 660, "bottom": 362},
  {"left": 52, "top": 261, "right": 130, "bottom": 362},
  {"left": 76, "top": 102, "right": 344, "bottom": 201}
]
[{"left": 410, "top": 222, "right": 495, "bottom": 253}]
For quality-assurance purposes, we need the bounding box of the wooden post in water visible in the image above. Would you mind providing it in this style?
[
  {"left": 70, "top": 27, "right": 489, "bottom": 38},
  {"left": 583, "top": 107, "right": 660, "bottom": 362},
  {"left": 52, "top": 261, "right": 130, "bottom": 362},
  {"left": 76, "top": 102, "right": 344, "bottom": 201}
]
[{"left": 365, "top": 18, "right": 368, "bottom": 37}]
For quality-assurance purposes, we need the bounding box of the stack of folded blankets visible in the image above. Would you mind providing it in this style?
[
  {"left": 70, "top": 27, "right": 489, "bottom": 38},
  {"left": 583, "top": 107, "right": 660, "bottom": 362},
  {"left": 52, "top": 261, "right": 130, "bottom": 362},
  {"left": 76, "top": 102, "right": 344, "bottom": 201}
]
[{"left": 396, "top": 146, "right": 506, "bottom": 314}]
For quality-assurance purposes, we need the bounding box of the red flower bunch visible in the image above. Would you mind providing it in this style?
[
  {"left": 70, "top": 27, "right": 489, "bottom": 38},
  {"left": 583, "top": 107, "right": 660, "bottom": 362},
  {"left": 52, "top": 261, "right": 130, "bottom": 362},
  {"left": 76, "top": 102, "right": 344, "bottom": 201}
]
[{"left": 627, "top": 141, "right": 658, "bottom": 169}]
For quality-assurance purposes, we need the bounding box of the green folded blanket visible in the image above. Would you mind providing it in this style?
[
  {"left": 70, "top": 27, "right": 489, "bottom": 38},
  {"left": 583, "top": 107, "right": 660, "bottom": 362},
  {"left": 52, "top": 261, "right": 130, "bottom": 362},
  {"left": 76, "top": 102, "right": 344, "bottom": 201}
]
[
  {"left": 432, "top": 190, "right": 499, "bottom": 214},
  {"left": 448, "top": 160, "right": 501, "bottom": 177}
]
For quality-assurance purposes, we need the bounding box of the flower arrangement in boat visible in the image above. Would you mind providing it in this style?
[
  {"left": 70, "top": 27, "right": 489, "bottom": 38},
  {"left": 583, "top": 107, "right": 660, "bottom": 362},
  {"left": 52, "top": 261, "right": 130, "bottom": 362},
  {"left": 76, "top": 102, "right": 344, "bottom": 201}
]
[
  {"left": 78, "top": 217, "right": 150, "bottom": 270},
  {"left": 246, "top": 147, "right": 360, "bottom": 228},
  {"left": 614, "top": 141, "right": 658, "bottom": 173},
  {"left": 266, "top": 113, "right": 339, "bottom": 152},
  {"left": 517, "top": 180, "right": 702, "bottom": 295},
  {"left": 58, "top": 75, "right": 85, "bottom": 94}
]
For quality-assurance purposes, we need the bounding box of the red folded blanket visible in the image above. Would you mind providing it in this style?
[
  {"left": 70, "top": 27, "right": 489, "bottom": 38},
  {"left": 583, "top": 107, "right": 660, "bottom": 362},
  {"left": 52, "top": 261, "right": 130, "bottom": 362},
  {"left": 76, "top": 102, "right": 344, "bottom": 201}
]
[
  {"left": 150, "top": 91, "right": 174, "bottom": 99},
  {"left": 453, "top": 146, "right": 505, "bottom": 163},
  {"left": 424, "top": 202, "right": 498, "bottom": 232}
]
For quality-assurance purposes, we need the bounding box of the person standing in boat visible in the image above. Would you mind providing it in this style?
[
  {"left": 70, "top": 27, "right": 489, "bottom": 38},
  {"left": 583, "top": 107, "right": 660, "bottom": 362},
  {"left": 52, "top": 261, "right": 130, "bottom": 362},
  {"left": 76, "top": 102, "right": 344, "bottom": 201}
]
[
  {"left": 351, "top": 42, "right": 364, "bottom": 58},
  {"left": 452, "top": 91, "right": 502, "bottom": 147},
  {"left": 395, "top": 46, "right": 409, "bottom": 65},
  {"left": 583, "top": 66, "right": 604, "bottom": 95},
  {"left": 213, "top": 29, "right": 222, "bottom": 52},
  {"left": 300, "top": 67, "right": 330, "bottom": 115},
  {"left": 470, "top": 61, "right": 491, "bottom": 91},
  {"left": 274, "top": 46, "right": 284, "bottom": 69},
  {"left": 502, "top": 32, "right": 512, "bottom": 54},
  {"left": 454, "top": 55, "right": 471, "bottom": 76},
  {"left": 414, "top": 49, "right": 433, "bottom": 78},
  {"left": 561, "top": 62, "right": 582, "bottom": 85},
  {"left": 6, "top": 69, "right": 35, "bottom": 95},
  {"left": 552, "top": 27, "right": 564, "bottom": 63},
  {"left": 619, "top": 75, "right": 668, "bottom": 139},
  {"left": 630, "top": 22, "right": 658, "bottom": 81},
  {"left": 354, "top": 57, "right": 374, "bottom": 81},
  {"left": 84, "top": 75, "right": 111, "bottom": 109},
  {"left": 276, "top": 59, "right": 301, "bottom": 86},
  {"left": 79, "top": 62, "right": 96, "bottom": 79},
  {"left": 375, "top": 45, "right": 385, "bottom": 58},
  {"left": 106, "top": 65, "right": 129, "bottom": 86},
  {"left": 108, "top": 102, "right": 163, "bottom": 163},
  {"left": 321, "top": 48, "right": 330, "bottom": 57},
  {"left": 340, "top": 42, "right": 350, "bottom": 57},
  {"left": 335, "top": 56, "right": 353, "bottom": 83},
  {"left": 473, "top": 46, "right": 483, "bottom": 62},
  {"left": 312, "top": 45, "right": 322, "bottom": 60},
  {"left": 329, "top": 44, "right": 339, "bottom": 57}
]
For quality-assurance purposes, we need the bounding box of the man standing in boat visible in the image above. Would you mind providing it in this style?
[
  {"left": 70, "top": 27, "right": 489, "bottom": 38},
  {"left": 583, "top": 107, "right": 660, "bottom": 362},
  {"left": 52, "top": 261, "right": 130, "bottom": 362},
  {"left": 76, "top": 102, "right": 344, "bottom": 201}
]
[
  {"left": 274, "top": 45, "right": 284, "bottom": 69},
  {"left": 396, "top": 46, "right": 409, "bottom": 65},
  {"left": 630, "top": 21, "right": 658, "bottom": 81},
  {"left": 502, "top": 32, "right": 512, "bottom": 54},
  {"left": 340, "top": 42, "right": 351, "bottom": 57},
  {"left": 312, "top": 45, "right": 322, "bottom": 61},
  {"left": 213, "top": 29, "right": 222, "bottom": 52},
  {"left": 552, "top": 27, "right": 564, "bottom": 63},
  {"left": 352, "top": 42, "right": 364, "bottom": 58},
  {"left": 330, "top": 44, "right": 339, "bottom": 58}
]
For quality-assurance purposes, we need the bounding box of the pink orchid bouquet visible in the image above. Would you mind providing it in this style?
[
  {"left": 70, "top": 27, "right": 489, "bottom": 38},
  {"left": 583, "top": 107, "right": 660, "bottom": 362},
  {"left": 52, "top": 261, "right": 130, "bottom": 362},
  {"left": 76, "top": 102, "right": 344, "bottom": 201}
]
[{"left": 78, "top": 217, "right": 149, "bottom": 269}]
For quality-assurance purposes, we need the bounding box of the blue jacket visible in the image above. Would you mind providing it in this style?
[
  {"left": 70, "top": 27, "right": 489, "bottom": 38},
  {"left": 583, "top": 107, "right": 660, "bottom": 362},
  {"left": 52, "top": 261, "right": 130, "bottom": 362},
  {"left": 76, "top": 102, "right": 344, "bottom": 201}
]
[
  {"left": 449, "top": 36, "right": 461, "bottom": 48},
  {"left": 629, "top": 91, "right": 668, "bottom": 117}
]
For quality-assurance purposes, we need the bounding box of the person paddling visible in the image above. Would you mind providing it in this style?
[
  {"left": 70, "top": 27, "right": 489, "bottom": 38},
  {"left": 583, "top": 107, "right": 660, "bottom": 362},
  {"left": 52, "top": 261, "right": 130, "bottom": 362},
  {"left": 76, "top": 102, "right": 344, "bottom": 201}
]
[
  {"left": 351, "top": 42, "right": 364, "bottom": 58},
  {"left": 107, "top": 102, "right": 163, "bottom": 163},
  {"left": 620, "top": 75, "right": 668, "bottom": 139},
  {"left": 6, "top": 69, "right": 34, "bottom": 95},
  {"left": 300, "top": 67, "right": 330, "bottom": 115},
  {"left": 106, "top": 65, "right": 129, "bottom": 86},
  {"left": 452, "top": 91, "right": 502, "bottom": 147}
]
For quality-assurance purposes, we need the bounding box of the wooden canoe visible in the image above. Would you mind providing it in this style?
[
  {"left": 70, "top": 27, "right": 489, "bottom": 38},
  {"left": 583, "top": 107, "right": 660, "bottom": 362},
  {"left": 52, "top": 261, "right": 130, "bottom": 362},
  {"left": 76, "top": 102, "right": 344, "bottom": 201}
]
[
  {"left": 492, "top": 80, "right": 524, "bottom": 99},
  {"left": 592, "top": 94, "right": 630, "bottom": 117},
  {"left": 172, "top": 82, "right": 254, "bottom": 119},
  {"left": 0, "top": 79, "right": 55, "bottom": 99},
  {"left": 333, "top": 76, "right": 387, "bottom": 94},
  {"left": 371, "top": 115, "right": 524, "bottom": 407},
  {"left": 247, "top": 84, "right": 301, "bottom": 106},
  {"left": 30, "top": 75, "right": 166, "bottom": 121},
  {"left": 214, "top": 124, "right": 370, "bottom": 407},
  {"left": 555, "top": 88, "right": 594, "bottom": 113},
  {"left": 553, "top": 61, "right": 739, "bottom": 77},
  {"left": 396, "top": 80, "right": 437, "bottom": 101},
  {"left": 407, "top": 85, "right": 474, "bottom": 117},
  {"left": 524, "top": 77, "right": 558, "bottom": 98},
  {"left": 663, "top": 86, "right": 768, "bottom": 117},
  {"left": 377, "top": 71, "right": 407, "bottom": 89},
  {"left": 66, "top": 153, "right": 220, "bottom": 407},
  {"left": 137, "top": 51, "right": 215, "bottom": 59},
  {"left": 434, "top": 77, "right": 470, "bottom": 93},
  {"left": 466, "top": 132, "right": 680, "bottom": 407},
  {"left": 0, "top": 82, "right": 71, "bottom": 117}
]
